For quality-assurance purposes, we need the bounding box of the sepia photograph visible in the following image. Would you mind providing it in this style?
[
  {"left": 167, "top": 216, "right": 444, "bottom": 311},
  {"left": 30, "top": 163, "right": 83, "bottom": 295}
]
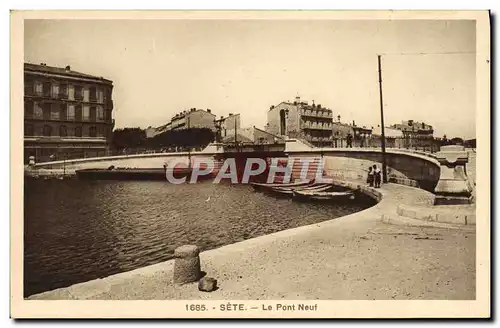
[{"left": 10, "top": 10, "right": 490, "bottom": 319}]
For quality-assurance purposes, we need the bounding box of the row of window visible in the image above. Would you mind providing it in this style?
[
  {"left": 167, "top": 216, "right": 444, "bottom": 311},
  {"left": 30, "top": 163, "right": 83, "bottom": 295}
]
[
  {"left": 25, "top": 124, "right": 109, "bottom": 138},
  {"left": 25, "top": 80, "right": 109, "bottom": 103},
  {"left": 25, "top": 101, "right": 108, "bottom": 122}
]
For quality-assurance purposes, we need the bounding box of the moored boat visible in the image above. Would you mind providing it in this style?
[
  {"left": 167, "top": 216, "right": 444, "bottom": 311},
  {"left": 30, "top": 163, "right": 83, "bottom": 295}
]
[
  {"left": 250, "top": 179, "right": 313, "bottom": 192},
  {"left": 269, "top": 183, "right": 333, "bottom": 196},
  {"left": 292, "top": 189, "right": 355, "bottom": 202}
]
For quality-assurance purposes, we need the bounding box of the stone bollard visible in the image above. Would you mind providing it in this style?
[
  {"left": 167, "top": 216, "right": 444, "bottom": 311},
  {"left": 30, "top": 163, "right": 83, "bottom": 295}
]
[
  {"left": 434, "top": 145, "right": 473, "bottom": 205},
  {"left": 173, "top": 245, "right": 201, "bottom": 285}
]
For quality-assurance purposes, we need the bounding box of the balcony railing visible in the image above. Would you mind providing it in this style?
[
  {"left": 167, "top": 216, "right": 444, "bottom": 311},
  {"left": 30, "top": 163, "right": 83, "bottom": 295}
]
[{"left": 300, "top": 109, "right": 333, "bottom": 119}]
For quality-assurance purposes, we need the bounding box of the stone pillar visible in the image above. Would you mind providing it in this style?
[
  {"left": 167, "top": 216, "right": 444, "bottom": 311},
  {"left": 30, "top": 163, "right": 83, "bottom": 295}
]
[
  {"left": 173, "top": 245, "right": 201, "bottom": 285},
  {"left": 434, "top": 145, "right": 473, "bottom": 205}
]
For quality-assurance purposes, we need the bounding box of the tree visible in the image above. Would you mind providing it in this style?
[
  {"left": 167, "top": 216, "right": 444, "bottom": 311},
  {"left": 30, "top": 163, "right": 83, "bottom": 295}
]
[{"left": 111, "top": 128, "right": 147, "bottom": 150}]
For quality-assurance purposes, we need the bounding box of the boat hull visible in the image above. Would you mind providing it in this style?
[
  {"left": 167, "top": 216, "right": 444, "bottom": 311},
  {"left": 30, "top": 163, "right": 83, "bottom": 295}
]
[
  {"left": 292, "top": 189, "right": 355, "bottom": 202},
  {"left": 250, "top": 179, "right": 313, "bottom": 192},
  {"left": 268, "top": 183, "right": 333, "bottom": 196},
  {"left": 75, "top": 168, "right": 207, "bottom": 181}
]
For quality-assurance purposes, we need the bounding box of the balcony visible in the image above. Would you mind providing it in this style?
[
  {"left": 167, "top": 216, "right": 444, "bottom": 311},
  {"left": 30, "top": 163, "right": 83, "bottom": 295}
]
[
  {"left": 302, "top": 122, "right": 333, "bottom": 130},
  {"left": 300, "top": 109, "right": 333, "bottom": 119}
]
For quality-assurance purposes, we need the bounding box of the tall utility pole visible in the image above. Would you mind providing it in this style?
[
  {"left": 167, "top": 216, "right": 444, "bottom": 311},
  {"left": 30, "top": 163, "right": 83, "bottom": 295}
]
[
  {"left": 377, "top": 55, "right": 388, "bottom": 183},
  {"left": 234, "top": 117, "right": 238, "bottom": 151}
]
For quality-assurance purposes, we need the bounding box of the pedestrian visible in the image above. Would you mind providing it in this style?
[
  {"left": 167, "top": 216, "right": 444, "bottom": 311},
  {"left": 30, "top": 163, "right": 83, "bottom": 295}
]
[
  {"left": 373, "top": 164, "right": 382, "bottom": 188},
  {"left": 367, "top": 166, "right": 374, "bottom": 187},
  {"left": 346, "top": 133, "right": 353, "bottom": 148}
]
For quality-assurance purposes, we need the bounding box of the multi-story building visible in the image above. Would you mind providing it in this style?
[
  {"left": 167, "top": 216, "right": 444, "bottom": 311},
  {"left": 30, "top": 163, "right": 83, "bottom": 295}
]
[
  {"left": 169, "top": 108, "right": 216, "bottom": 131},
  {"left": 391, "top": 120, "right": 434, "bottom": 138},
  {"left": 147, "top": 108, "right": 216, "bottom": 138},
  {"left": 331, "top": 116, "right": 373, "bottom": 147},
  {"left": 266, "top": 96, "right": 334, "bottom": 147},
  {"left": 214, "top": 113, "right": 241, "bottom": 141},
  {"left": 24, "top": 63, "right": 115, "bottom": 162}
]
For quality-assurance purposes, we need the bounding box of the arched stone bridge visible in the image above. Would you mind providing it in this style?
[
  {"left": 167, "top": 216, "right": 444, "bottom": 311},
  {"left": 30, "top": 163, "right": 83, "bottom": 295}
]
[{"left": 29, "top": 140, "right": 443, "bottom": 192}]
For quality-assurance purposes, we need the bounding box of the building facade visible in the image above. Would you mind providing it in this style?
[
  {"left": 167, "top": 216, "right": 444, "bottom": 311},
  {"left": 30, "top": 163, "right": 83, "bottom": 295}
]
[
  {"left": 146, "top": 108, "right": 216, "bottom": 138},
  {"left": 215, "top": 113, "right": 241, "bottom": 140},
  {"left": 331, "top": 117, "right": 373, "bottom": 148},
  {"left": 391, "top": 120, "right": 434, "bottom": 138},
  {"left": 266, "top": 96, "right": 334, "bottom": 147},
  {"left": 24, "top": 63, "right": 115, "bottom": 163}
]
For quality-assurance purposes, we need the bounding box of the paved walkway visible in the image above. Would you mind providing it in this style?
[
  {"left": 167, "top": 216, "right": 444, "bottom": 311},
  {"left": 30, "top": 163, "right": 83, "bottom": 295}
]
[{"left": 29, "top": 182, "right": 475, "bottom": 300}]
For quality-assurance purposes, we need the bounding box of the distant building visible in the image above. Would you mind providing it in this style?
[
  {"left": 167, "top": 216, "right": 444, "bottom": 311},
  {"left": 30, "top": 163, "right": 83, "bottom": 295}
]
[
  {"left": 391, "top": 120, "right": 434, "bottom": 138},
  {"left": 371, "top": 126, "right": 404, "bottom": 138},
  {"left": 24, "top": 63, "right": 115, "bottom": 162},
  {"left": 221, "top": 126, "right": 284, "bottom": 145},
  {"left": 267, "top": 96, "right": 334, "bottom": 147},
  {"left": 146, "top": 108, "right": 216, "bottom": 138},
  {"left": 215, "top": 113, "right": 241, "bottom": 139},
  {"left": 331, "top": 116, "right": 372, "bottom": 147}
]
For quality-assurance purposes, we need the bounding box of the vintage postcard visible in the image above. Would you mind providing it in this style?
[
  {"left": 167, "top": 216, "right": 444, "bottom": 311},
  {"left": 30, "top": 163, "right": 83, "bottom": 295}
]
[{"left": 10, "top": 10, "right": 490, "bottom": 319}]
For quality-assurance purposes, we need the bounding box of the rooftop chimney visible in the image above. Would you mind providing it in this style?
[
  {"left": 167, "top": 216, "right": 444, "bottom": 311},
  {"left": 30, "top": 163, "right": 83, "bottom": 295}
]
[
  {"left": 337, "top": 115, "right": 341, "bottom": 123},
  {"left": 353, "top": 120, "right": 356, "bottom": 127},
  {"left": 229, "top": 113, "right": 233, "bottom": 116},
  {"left": 65, "top": 65, "right": 71, "bottom": 71},
  {"left": 295, "top": 96, "right": 300, "bottom": 103},
  {"left": 207, "top": 109, "right": 211, "bottom": 113}
]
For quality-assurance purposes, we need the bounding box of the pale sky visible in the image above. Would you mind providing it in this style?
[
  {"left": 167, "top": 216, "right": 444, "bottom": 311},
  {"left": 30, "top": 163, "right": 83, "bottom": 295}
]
[{"left": 24, "top": 19, "right": 476, "bottom": 139}]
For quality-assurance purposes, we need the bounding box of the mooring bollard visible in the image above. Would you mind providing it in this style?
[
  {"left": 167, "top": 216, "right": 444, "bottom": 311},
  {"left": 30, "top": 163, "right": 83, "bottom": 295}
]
[{"left": 173, "top": 245, "right": 201, "bottom": 284}]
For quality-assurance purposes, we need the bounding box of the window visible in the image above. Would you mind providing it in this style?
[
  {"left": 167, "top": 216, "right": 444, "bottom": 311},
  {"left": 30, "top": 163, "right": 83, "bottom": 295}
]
[
  {"left": 74, "top": 86, "right": 83, "bottom": 100},
  {"left": 82, "top": 106, "right": 90, "bottom": 121},
  {"left": 67, "top": 105, "right": 75, "bottom": 120},
  {"left": 34, "top": 82, "right": 43, "bottom": 95},
  {"left": 89, "top": 107, "right": 96, "bottom": 121},
  {"left": 43, "top": 125, "right": 52, "bottom": 137},
  {"left": 34, "top": 102, "right": 43, "bottom": 119},
  {"left": 51, "top": 84, "right": 59, "bottom": 98},
  {"left": 42, "top": 82, "right": 51, "bottom": 97},
  {"left": 59, "top": 84, "right": 68, "bottom": 98},
  {"left": 25, "top": 82, "right": 33, "bottom": 96},
  {"left": 89, "top": 126, "right": 97, "bottom": 137},
  {"left": 97, "top": 106, "right": 104, "bottom": 121},
  {"left": 75, "top": 126, "right": 82, "bottom": 137},
  {"left": 90, "top": 87, "right": 97, "bottom": 102},
  {"left": 24, "top": 101, "right": 34, "bottom": 117},
  {"left": 59, "top": 103, "right": 67, "bottom": 120},
  {"left": 50, "top": 103, "right": 60, "bottom": 120},
  {"left": 75, "top": 105, "right": 82, "bottom": 121},
  {"left": 59, "top": 125, "right": 67, "bottom": 137},
  {"left": 43, "top": 103, "right": 51, "bottom": 120},
  {"left": 24, "top": 124, "right": 34, "bottom": 136}
]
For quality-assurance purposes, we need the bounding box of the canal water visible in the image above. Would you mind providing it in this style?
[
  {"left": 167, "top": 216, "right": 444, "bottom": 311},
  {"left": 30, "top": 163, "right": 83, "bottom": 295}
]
[{"left": 24, "top": 179, "right": 376, "bottom": 297}]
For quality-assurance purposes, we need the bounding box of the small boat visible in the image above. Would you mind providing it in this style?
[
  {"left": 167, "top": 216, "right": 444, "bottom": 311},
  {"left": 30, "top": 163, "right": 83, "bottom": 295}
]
[
  {"left": 269, "top": 183, "right": 333, "bottom": 196},
  {"left": 250, "top": 179, "right": 313, "bottom": 192},
  {"left": 292, "top": 189, "right": 355, "bottom": 201}
]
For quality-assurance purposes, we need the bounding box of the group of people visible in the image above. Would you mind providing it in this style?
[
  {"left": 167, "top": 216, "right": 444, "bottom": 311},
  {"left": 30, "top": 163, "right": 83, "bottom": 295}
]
[{"left": 367, "top": 165, "right": 382, "bottom": 188}]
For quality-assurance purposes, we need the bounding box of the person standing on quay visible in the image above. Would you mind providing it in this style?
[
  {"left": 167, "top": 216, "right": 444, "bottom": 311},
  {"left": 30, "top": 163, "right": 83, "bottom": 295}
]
[
  {"left": 346, "top": 133, "right": 353, "bottom": 148},
  {"left": 373, "top": 164, "right": 382, "bottom": 188},
  {"left": 367, "top": 166, "right": 374, "bottom": 187}
]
